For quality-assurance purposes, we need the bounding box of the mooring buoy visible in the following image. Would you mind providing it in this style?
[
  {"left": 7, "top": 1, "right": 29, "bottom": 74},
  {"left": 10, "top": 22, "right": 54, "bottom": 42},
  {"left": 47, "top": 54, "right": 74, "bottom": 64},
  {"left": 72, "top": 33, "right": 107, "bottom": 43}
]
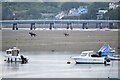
[{"left": 67, "top": 61, "right": 71, "bottom": 64}]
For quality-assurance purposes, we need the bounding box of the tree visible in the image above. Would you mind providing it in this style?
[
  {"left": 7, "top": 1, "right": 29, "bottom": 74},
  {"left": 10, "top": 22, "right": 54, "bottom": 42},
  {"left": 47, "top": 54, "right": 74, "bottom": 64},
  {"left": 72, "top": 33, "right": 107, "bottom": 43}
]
[
  {"left": 2, "top": 7, "right": 13, "bottom": 20},
  {"left": 103, "top": 7, "right": 120, "bottom": 20},
  {"left": 26, "top": 9, "right": 42, "bottom": 19},
  {"left": 61, "top": 2, "right": 80, "bottom": 11}
]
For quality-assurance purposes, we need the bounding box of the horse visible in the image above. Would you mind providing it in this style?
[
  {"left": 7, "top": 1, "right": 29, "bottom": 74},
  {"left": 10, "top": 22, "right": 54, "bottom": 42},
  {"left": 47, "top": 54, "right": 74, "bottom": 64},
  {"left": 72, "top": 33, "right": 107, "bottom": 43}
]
[
  {"left": 29, "top": 32, "right": 37, "bottom": 37},
  {"left": 64, "top": 32, "right": 69, "bottom": 36}
]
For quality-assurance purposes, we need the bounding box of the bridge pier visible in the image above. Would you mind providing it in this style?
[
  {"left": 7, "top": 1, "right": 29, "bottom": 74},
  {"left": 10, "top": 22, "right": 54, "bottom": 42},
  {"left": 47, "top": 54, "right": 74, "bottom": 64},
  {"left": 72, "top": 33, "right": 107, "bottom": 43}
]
[
  {"left": 82, "top": 23, "right": 88, "bottom": 29},
  {"left": 49, "top": 23, "right": 54, "bottom": 30},
  {"left": 12, "top": 23, "right": 18, "bottom": 30},
  {"left": 118, "top": 22, "right": 120, "bottom": 29},
  {"left": 30, "top": 23, "right": 35, "bottom": 30},
  {"left": 0, "top": 24, "right": 1, "bottom": 30},
  {"left": 67, "top": 23, "right": 69, "bottom": 29},
  {"left": 70, "top": 23, "right": 73, "bottom": 30},
  {"left": 96, "top": 23, "right": 98, "bottom": 28},
  {"left": 67, "top": 23, "right": 73, "bottom": 30},
  {"left": 109, "top": 23, "right": 113, "bottom": 29},
  {"left": 96, "top": 23, "right": 102, "bottom": 29}
]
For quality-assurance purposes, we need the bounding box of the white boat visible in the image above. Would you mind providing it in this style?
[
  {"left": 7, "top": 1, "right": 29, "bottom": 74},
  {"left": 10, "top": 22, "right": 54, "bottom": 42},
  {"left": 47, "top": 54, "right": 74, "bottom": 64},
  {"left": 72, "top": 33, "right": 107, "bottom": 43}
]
[
  {"left": 108, "top": 55, "right": 120, "bottom": 60},
  {"left": 110, "top": 47, "right": 115, "bottom": 53},
  {"left": 72, "top": 51, "right": 110, "bottom": 64},
  {"left": 4, "top": 47, "right": 28, "bottom": 63}
]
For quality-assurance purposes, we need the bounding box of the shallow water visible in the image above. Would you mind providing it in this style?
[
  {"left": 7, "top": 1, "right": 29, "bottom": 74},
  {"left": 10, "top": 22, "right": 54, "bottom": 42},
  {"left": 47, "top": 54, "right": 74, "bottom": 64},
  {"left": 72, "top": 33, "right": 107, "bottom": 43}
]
[{"left": 0, "top": 51, "right": 119, "bottom": 78}]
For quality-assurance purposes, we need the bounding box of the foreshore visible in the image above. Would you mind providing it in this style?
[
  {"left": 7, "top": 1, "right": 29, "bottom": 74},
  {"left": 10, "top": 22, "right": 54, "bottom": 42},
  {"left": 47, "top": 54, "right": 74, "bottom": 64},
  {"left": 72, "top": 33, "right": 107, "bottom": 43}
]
[{"left": 2, "top": 29, "right": 118, "bottom": 52}]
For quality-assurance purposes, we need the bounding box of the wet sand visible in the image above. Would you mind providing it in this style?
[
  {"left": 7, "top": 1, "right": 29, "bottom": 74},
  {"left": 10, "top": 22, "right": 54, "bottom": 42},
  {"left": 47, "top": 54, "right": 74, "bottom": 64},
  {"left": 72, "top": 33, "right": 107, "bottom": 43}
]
[{"left": 2, "top": 29, "right": 118, "bottom": 52}]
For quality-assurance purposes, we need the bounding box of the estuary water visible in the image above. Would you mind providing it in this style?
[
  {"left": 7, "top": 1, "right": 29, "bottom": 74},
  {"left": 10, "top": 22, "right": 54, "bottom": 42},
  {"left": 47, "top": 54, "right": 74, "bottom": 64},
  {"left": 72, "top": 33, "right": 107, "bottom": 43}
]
[{"left": 0, "top": 51, "right": 119, "bottom": 78}]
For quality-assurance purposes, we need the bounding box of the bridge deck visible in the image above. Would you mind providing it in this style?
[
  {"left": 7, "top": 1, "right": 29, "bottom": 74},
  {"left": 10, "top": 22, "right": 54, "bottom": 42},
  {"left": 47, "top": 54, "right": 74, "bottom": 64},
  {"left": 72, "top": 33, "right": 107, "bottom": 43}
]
[{"left": 0, "top": 20, "right": 119, "bottom": 24}]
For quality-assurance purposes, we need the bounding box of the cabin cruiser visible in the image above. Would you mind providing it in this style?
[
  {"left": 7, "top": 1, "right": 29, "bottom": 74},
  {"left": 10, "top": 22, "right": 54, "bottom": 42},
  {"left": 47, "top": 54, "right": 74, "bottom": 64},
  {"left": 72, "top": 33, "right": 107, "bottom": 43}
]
[
  {"left": 4, "top": 47, "right": 28, "bottom": 63},
  {"left": 72, "top": 51, "right": 110, "bottom": 64}
]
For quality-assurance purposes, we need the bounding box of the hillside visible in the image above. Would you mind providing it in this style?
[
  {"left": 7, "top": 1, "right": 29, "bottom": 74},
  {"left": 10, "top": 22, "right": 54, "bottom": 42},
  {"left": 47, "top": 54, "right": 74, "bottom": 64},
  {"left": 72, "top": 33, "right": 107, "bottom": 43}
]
[
  {"left": 2, "top": 2, "right": 119, "bottom": 20},
  {"left": 2, "top": 2, "right": 61, "bottom": 20}
]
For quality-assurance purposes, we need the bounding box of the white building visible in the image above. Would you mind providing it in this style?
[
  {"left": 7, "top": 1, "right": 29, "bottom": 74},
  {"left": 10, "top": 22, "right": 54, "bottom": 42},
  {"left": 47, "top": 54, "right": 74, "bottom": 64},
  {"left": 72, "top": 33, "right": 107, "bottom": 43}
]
[
  {"left": 68, "top": 8, "right": 77, "bottom": 15},
  {"left": 68, "top": 6, "right": 88, "bottom": 16},
  {"left": 55, "top": 11, "right": 66, "bottom": 19},
  {"left": 109, "top": 2, "right": 120, "bottom": 9},
  {"left": 98, "top": 10, "right": 108, "bottom": 14},
  {"left": 96, "top": 9, "right": 108, "bottom": 20}
]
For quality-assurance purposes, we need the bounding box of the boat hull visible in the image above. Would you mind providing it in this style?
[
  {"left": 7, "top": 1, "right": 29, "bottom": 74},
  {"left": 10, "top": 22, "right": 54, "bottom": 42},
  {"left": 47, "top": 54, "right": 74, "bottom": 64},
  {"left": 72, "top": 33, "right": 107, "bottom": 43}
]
[
  {"left": 108, "top": 55, "right": 120, "bottom": 60},
  {"left": 73, "top": 57, "right": 106, "bottom": 64},
  {"left": 76, "top": 62, "right": 105, "bottom": 64},
  {"left": 4, "top": 54, "right": 28, "bottom": 62}
]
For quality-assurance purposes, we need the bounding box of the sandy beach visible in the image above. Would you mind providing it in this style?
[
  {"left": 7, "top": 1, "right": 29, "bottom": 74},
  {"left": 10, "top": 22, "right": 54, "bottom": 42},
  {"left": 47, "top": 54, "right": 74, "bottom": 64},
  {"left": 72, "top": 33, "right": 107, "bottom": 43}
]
[{"left": 2, "top": 29, "right": 118, "bottom": 52}]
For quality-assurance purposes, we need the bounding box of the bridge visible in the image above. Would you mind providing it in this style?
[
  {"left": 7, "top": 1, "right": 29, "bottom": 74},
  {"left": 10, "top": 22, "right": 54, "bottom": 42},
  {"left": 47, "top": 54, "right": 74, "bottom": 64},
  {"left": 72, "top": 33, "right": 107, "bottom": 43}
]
[{"left": 0, "top": 20, "right": 119, "bottom": 30}]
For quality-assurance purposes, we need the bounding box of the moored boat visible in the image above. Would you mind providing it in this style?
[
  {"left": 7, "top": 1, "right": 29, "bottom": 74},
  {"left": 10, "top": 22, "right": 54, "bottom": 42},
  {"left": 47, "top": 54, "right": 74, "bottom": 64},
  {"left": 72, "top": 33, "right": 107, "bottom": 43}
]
[
  {"left": 97, "top": 44, "right": 120, "bottom": 60},
  {"left": 4, "top": 47, "right": 28, "bottom": 63},
  {"left": 72, "top": 51, "right": 110, "bottom": 64},
  {"left": 108, "top": 55, "right": 120, "bottom": 60}
]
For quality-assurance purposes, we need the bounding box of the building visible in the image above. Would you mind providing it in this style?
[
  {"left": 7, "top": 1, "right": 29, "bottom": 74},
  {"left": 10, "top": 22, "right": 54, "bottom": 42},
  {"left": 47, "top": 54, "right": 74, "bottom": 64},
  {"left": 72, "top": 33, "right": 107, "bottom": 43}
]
[
  {"left": 55, "top": 11, "right": 66, "bottom": 19},
  {"left": 68, "top": 8, "right": 78, "bottom": 15},
  {"left": 96, "top": 9, "right": 108, "bottom": 20},
  {"left": 77, "top": 6, "right": 88, "bottom": 14},
  {"left": 68, "top": 6, "right": 88, "bottom": 16},
  {"left": 109, "top": 2, "right": 120, "bottom": 9}
]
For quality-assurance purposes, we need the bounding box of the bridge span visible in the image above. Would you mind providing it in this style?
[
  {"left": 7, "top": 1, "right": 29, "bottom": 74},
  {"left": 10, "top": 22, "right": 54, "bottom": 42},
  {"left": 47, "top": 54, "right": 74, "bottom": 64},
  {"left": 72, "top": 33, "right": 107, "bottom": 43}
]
[{"left": 0, "top": 20, "right": 119, "bottom": 30}]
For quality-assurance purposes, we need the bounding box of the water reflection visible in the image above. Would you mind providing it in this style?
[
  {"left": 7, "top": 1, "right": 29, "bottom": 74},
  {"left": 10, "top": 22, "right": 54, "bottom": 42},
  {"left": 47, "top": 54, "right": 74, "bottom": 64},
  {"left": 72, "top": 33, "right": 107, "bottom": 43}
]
[{"left": 6, "top": 62, "right": 20, "bottom": 71}]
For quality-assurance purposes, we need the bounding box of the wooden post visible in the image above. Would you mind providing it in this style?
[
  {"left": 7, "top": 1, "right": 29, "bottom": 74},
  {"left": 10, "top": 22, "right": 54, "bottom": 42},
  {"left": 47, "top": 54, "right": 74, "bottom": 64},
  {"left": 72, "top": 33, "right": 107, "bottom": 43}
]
[
  {"left": 15, "top": 24, "right": 18, "bottom": 30},
  {"left": 98, "top": 23, "right": 102, "bottom": 29},
  {"left": 82, "top": 23, "right": 87, "bottom": 29},
  {"left": 30, "top": 23, "right": 35, "bottom": 30},
  {"left": 67, "top": 23, "right": 69, "bottom": 29},
  {"left": 49, "top": 23, "right": 52, "bottom": 30},
  {"left": 70, "top": 23, "right": 73, "bottom": 30}
]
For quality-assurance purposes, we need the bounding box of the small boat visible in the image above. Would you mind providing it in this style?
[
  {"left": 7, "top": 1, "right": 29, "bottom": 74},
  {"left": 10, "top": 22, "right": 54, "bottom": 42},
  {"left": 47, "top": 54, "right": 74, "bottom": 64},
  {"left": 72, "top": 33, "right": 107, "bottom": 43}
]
[
  {"left": 72, "top": 51, "right": 110, "bottom": 64},
  {"left": 97, "top": 44, "right": 114, "bottom": 58},
  {"left": 108, "top": 55, "right": 120, "bottom": 60},
  {"left": 110, "top": 48, "right": 115, "bottom": 53},
  {"left": 4, "top": 47, "right": 28, "bottom": 63},
  {"left": 97, "top": 44, "right": 120, "bottom": 60}
]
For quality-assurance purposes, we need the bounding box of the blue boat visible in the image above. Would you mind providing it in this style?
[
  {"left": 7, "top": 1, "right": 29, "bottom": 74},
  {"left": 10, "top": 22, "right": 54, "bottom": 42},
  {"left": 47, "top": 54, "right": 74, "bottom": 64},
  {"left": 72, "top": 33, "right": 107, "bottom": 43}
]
[
  {"left": 98, "top": 44, "right": 112, "bottom": 58},
  {"left": 97, "top": 44, "right": 120, "bottom": 60}
]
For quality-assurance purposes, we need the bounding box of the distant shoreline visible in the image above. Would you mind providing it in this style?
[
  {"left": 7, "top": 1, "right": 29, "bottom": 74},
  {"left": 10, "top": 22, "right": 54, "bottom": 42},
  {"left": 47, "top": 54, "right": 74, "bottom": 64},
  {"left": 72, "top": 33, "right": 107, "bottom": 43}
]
[{"left": 2, "top": 28, "right": 119, "bottom": 31}]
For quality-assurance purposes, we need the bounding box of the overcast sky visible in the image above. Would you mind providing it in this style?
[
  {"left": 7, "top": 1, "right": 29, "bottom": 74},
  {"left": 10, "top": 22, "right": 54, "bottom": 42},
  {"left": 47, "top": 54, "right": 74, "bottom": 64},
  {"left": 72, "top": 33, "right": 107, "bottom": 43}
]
[{"left": 1, "top": 0, "right": 120, "bottom": 2}]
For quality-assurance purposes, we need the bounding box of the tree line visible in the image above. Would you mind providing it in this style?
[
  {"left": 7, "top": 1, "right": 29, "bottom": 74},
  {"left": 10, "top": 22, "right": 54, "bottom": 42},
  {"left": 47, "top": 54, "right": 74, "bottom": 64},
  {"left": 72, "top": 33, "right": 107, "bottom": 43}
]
[{"left": 2, "top": 2, "right": 119, "bottom": 20}]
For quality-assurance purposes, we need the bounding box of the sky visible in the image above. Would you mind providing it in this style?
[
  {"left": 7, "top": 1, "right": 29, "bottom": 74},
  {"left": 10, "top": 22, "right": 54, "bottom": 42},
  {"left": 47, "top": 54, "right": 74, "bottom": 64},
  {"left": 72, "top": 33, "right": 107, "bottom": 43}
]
[{"left": 0, "top": 0, "right": 120, "bottom": 2}]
